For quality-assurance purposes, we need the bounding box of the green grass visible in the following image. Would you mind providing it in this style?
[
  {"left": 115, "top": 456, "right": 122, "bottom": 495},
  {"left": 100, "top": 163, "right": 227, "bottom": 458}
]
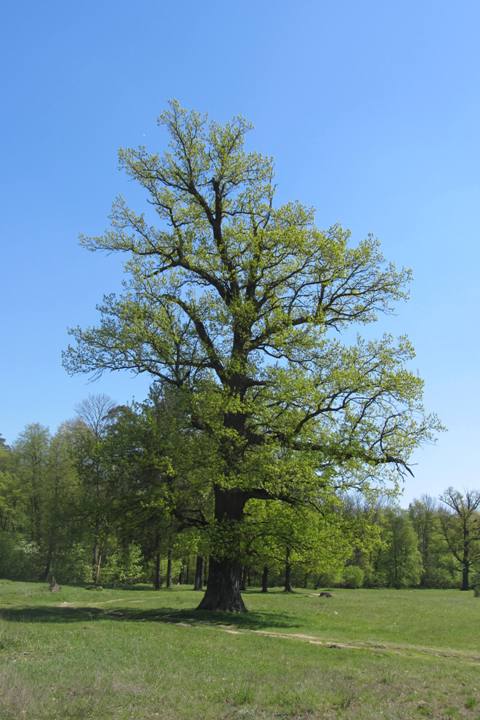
[{"left": 1, "top": 581, "right": 480, "bottom": 719}]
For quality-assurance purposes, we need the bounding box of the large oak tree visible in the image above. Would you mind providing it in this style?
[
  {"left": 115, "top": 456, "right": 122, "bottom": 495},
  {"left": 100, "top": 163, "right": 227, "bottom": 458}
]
[{"left": 64, "top": 102, "right": 439, "bottom": 611}]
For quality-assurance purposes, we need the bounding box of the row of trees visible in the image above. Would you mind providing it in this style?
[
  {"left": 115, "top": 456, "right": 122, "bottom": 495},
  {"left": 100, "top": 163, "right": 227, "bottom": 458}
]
[{"left": 1, "top": 396, "right": 478, "bottom": 593}]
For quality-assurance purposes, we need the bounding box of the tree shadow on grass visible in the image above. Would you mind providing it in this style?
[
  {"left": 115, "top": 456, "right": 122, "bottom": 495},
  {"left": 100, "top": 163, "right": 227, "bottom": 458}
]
[{"left": 0, "top": 605, "right": 298, "bottom": 631}]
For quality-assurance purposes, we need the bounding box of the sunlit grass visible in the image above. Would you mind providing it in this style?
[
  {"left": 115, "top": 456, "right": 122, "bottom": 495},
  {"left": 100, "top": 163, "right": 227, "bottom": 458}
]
[{"left": 1, "top": 580, "right": 479, "bottom": 719}]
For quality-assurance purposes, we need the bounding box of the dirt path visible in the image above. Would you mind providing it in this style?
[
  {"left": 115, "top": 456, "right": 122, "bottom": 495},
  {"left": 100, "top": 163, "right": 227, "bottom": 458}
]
[
  {"left": 165, "top": 620, "right": 480, "bottom": 664},
  {"left": 59, "top": 599, "right": 480, "bottom": 665},
  {"left": 216, "top": 626, "right": 480, "bottom": 663}
]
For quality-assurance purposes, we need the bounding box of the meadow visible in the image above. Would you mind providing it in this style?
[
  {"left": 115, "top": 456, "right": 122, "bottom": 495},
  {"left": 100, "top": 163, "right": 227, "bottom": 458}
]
[{"left": 1, "top": 580, "right": 479, "bottom": 720}]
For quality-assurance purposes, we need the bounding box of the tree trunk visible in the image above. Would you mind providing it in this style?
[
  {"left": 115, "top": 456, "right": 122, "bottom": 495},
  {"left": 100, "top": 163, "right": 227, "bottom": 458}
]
[
  {"left": 240, "top": 565, "right": 248, "bottom": 591},
  {"left": 284, "top": 547, "right": 293, "bottom": 592},
  {"left": 197, "top": 555, "right": 247, "bottom": 612},
  {"left": 197, "top": 488, "right": 247, "bottom": 612},
  {"left": 462, "top": 528, "right": 470, "bottom": 590},
  {"left": 153, "top": 551, "right": 161, "bottom": 590},
  {"left": 92, "top": 527, "right": 103, "bottom": 585},
  {"left": 40, "top": 543, "right": 54, "bottom": 582},
  {"left": 92, "top": 540, "right": 99, "bottom": 584},
  {"left": 94, "top": 552, "right": 102, "bottom": 585},
  {"left": 203, "top": 557, "right": 209, "bottom": 586},
  {"left": 194, "top": 555, "right": 204, "bottom": 590},
  {"left": 152, "top": 529, "right": 161, "bottom": 590},
  {"left": 91, "top": 537, "right": 102, "bottom": 585},
  {"left": 166, "top": 547, "right": 173, "bottom": 588},
  {"left": 261, "top": 565, "right": 269, "bottom": 593}
]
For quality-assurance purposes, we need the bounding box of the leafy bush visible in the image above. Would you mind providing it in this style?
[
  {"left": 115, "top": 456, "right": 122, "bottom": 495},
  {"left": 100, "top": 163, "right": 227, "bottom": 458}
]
[
  {"left": 102, "top": 543, "right": 146, "bottom": 584},
  {"left": 316, "top": 569, "right": 342, "bottom": 588},
  {"left": 0, "top": 533, "right": 43, "bottom": 580},
  {"left": 55, "top": 544, "right": 92, "bottom": 584},
  {"left": 342, "top": 565, "right": 364, "bottom": 588}
]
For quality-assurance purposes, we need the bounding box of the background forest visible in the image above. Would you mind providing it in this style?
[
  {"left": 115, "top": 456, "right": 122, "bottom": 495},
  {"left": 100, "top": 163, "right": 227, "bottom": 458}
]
[{"left": 1, "top": 392, "right": 477, "bottom": 593}]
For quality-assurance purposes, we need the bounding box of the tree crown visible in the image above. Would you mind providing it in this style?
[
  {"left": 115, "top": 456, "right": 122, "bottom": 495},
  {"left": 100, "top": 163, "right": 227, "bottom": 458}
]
[{"left": 64, "top": 102, "right": 441, "bottom": 498}]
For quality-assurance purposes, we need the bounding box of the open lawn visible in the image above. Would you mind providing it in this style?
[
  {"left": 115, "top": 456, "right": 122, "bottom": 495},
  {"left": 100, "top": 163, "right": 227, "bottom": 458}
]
[{"left": 0, "top": 581, "right": 479, "bottom": 719}]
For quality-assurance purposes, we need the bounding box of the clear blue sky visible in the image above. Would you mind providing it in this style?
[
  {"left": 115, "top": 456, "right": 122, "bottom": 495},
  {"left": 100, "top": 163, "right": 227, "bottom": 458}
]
[{"left": 2, "top": 1, "right": 479, "bottom": 504}]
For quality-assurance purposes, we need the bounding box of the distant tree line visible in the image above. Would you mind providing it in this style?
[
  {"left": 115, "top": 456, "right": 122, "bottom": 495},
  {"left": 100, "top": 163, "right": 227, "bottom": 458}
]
[{"left": 0, "top": 394, "right": 477, "bottom": 592}]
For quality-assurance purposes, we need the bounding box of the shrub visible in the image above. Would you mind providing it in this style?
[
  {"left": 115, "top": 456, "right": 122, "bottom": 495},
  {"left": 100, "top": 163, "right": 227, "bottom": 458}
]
[
  {"left": 342, "top": 565, "right": 365, "bottom": 588},
  {"left": 102, "top": 543, "right": 146, "bottom": 584},
  {"left": 55, "top": 544, "right": 92, "bottom": 584},
  {"left": 0, "top": 533, "right": 43, "bottom": 580},
  {"left": 316, "top": 569, "right": 342, "bottom": 588}
]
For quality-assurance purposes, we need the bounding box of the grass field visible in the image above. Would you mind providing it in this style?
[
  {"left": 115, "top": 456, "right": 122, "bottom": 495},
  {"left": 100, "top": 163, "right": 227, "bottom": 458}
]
[{"left": 1, "top": 581, "right": 479, "bottom": 719}]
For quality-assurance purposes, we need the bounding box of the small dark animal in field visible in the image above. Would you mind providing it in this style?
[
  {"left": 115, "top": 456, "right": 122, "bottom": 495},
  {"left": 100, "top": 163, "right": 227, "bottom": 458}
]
[
  {"left": 48, "top": 576, "right": 61, "bottom": 593},
  {"left": 319, "top": 591, "right": 333, "bottom": 598}
]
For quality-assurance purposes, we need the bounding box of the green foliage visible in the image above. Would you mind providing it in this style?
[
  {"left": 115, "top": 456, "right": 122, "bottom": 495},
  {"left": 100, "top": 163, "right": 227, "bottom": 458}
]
[
  {"left": 342, "top": 565, "right": 365, "bottom": 588},
  {"left": 54, "top": 543, "right": 92, "bottom": 584},
  {"left": 316, "top": 568, "right": 343, "bottom": 587},
  {"left": 101, "top": 543, "right": 146, "bottom": 585},
  {"left": 0, "top": 404, "right": 472, "bottom": 594},
  {"left": 439, "top": 488, "right": 480, "bottom": 590},
  {"left": 0, "top": 534, "right": 43, "bottom": 580},
  {"left": 62, "top": 103, "right": 441, "bottom": 593},
  {"left": 242, "top": 498, "right": 377, "bottom": 588},
  {"left": 409, "top": 496, "right": 457, "bottom": 588},
  {"left": 0, "top": 110, "right": 452, "bottom": 600},
  {"left": 372, "top": 508, "right": 422, "bottom": 588}
]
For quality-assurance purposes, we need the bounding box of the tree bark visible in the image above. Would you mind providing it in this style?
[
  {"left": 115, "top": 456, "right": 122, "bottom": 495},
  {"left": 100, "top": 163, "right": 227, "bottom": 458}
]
[
  {"left": 197, "top": 488, "right": 247, "bottom": 612},
  {"left": 284, "top": 547, "right": 293, "bottom": 592},
  {"left": 92, "top": 540, "right": 99, "bottom": 584},
  {"left": 92, "top": 524, "right": 103, "bottom": 585},
  {"left": 261, "top": 565, "right": 269, "bottom": 593},
  {"left": 197, "top": 555, "right": 247, "bottom": 612},
  {"left": 166, "top": 547, "right": 173, "bottom": 588},
  {"left": 240, "top": 565, "right": 248, "bottom": 591},
  {"left": 462, "top": 525, "right": 470, "bottom": 590},
  {"left": 94, "top": 553, "right": 102, "bottom": 585},
  {"left": 203, "top": 557, "right": 209, "bottom": 586},
  {"left": 40, "top": 542, "right": 54, "bottom": 582},
  {"left": 92, "top": 539, "right": 102, "bottom": 585},
  {"left": 152, "top": 529, "right": 161, "bottom": 590},
  {"left": 194, "top": 555, "right": 204, "bottom": 590},
  {"left": 153, "top": 551, "right": 161, "bottom": 590}
]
